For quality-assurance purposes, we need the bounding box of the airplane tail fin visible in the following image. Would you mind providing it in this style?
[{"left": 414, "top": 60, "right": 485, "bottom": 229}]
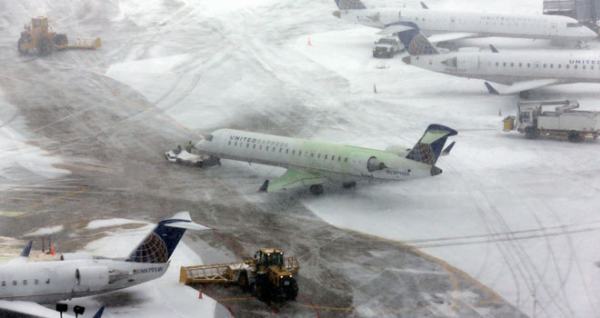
[
  {"left": 93, "top": 306, "right": 105, "bottom": 318},
  {"left": 398, "top": 29, "right": 439, "bottom": 55},
  {"left": 335, "top": 0, "right": 367, "bottom": 10},
  {"left": 126, "top": 212, "right": 209, "bottom": 264},
  {"left": 20, "top": 241, "right": 33, "bottom": 257},
  {"left": 406, "top": 124, "right": 457, "bottom": 167}
]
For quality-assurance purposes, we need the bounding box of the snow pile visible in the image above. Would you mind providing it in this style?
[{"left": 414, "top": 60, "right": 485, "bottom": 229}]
[
  {"left": 24, "top": 225, "right": 64, "bottom": 237},
  {"left": 86, "top": 218, "right": 147, "bottom": 230}
]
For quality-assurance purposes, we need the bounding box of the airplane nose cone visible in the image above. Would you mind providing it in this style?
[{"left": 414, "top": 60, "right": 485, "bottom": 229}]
[
  {"left": 402, "top": 56, "right": 411, "bottom": 64},
  {"left": 332, "top": 10, "right": 341, "bottom": 18}
]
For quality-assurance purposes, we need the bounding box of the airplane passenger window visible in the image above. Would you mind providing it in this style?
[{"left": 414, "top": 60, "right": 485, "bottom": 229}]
[
  {"left": 266, "top": 146, "right": 269, "bottom": 151},
  {"left": 495, "top": 62, "right": 499, "bottom": 67},
  {"left": 574, "top": 65, "right": 578, "bottom": 69},
  {"left": 12, "top": 281, "right": 16, "bottom": 286},
  {"left": 519, "top": 63, "right": 522, "bottom": 67},
  {"left": 228, "top": 141, "right": 231, "bottom": 146},
  {"left": 503, "top": 62, "right": 507, "bottom": 67},
  {"left": 292, "top": 150, "right": 295, "bottom": 155},
  {"left": 583, "top": 65, "right": 587, "bottom": 70},
  {"left": 23, "top": 280, "right": 27, "bottom": 285},
  {"left": 527, "top": 63, "right": 531, "bottom": 68},
  {"left": 298, "top": 151, "right": 302, "bottom": 156},
  {"left": 332, "top": 156, "right": 335, "bottom": 161},
  {"left": 345, "top": 158, "right": 349, "bottom": 162},
  {"left": 338, "top": 157, "right": 342, "bottom": 161},
  {"left": 566, "top": 65, "right": 570, "bottom": 69},
  {"left": 550, "top": 64, "right": 554, "bottom": 68},
  {"left": 311, "top": 153, "right": 314, "bottom": 157},
  {"left": 285, "top": 149, "right": 288, "bottom": 153},
  {"left": 324, "top": 155, "right": 328, "bottom": 160},
  {"left": 253, "top": 144, "right": 256, "bottom": 149},
  {"left": 247, "top": 143, "right": 250, "bottom": 148},
  {"left": 317, "top": 154, "right": 321, "bottom": 158},
  {"left": 1, "top": 281, "right": 5, "bottom": 287},
  {"left": 34, "top": 279, "right": 39, "bottom": 285},
  {"left": 558, "top": 64, "right": 562, "bottom": 69}
]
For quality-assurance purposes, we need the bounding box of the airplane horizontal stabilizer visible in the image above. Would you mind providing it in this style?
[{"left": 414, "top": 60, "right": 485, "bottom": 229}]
[
  {"left": 334, "top": 0, "right": 366, "bottom": 10},
  {"left": 484, "top": 79, "right": 560, "bottom": 95},
  {"left": 266, "top": 169, "right": 324, "bottom": 193}
]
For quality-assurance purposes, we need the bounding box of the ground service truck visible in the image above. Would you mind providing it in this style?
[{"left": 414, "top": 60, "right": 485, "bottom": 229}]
[{"left": 504, "top": 99, "right": 600, "bottom": 142}]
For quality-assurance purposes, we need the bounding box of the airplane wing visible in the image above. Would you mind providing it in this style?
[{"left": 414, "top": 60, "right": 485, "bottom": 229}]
[
  {"left": 265, "top": 169, "right": 324, "bottom": 193},
  {"left": 484, "top": 79, "right": 561, "bottom": 95},
  {"left": 380, "top": 27, "right": 479, "bottom": 43},
  {"left": 427, "top": 32, "right": 479, "bottom": 43},
  {"left": 0, "top": 301, "right": 104, "bottom": 318}
]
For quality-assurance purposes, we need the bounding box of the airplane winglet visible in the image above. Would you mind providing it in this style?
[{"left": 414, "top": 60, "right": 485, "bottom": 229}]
[
  {"left": 489, "top": 44, "right": 499, "bottom": 53},
  {"left": 484, "top": 82, "right": 500, "bottom": 95},
  {"left": 421, "top": 1, "right": 429, "bottom": 9},
  {"left": 20, "top": 241, "right": 33, "bottom": 258},
  {"left": 93, "top": 306, "right": 105, "bottom": 318}
]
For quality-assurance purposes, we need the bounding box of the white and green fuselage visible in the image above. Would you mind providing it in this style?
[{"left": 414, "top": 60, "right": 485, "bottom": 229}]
[{"left": 195, "top": 126, "right": 457, "bottom": 194}]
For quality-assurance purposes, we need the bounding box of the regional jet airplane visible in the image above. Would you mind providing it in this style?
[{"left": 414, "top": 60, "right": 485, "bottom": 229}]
[
  {"left": 333, "top": 0, "right": 597, "bottom": 45},
  {"left": 0, "top": 212, "right": 208, "bottom": 317},
  {"left": 194, "top": 125, "right": 457, "bottom": 195},
  {"left": 399, "top": 29, "right": 600, "bottom": 95}
]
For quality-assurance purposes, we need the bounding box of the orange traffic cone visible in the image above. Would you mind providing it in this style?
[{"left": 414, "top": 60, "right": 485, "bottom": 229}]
[{"left": 49, "top": 243, "right": 56, "bottom": 256}]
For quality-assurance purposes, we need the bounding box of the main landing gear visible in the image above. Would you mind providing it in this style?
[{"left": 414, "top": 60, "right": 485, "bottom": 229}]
[{"left": 309, "top": 184, "right": 324, "bottom": 196}]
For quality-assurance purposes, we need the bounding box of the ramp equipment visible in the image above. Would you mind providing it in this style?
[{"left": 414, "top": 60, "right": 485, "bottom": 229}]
[
  {"left": 18, "top": 17, "right": 101, "bottom": 56},
  {"left": 180, "top": 248, "right": 300, "bottom": 302},
  {"left": 503, "top": 99, "right": 600, "bottom": 142}
]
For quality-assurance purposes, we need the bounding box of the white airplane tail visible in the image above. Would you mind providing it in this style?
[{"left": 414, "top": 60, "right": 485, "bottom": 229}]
[
  {"left": 406, "top": 124, "right": 458, "bottom": 167},
  {"left": 126, "top": 212, "right": 209, "bottom": 264}
]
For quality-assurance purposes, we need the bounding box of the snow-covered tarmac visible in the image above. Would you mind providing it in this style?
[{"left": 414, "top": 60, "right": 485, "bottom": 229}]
[{"left": 1, "top": 0, "right": 599, "bottom": 317}]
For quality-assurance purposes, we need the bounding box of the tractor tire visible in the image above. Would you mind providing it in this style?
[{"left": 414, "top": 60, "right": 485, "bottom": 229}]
[
  {"left": 237, "top": 271, "right": 250, "bottom": 292},
  {"left": 309, "top": 184, "right": 324, "bottom": 196},
  {"left": 53, "top": 34, "right": 68, "bottom": 47},
  {"left": 524, "top": 127, "right": 539, "bottom": 139},
  {"left": 38, "top": 37, "right": 53, "bottom": 56},
  {"left": 254, "top": 274, "right": 270, "bottom": 302},
  {"left": 282, "top": 277, "right": 299, "bottom": 301},
  {"left": 568, "top": 131, "right": 583, "bottom": 143},
  {"left": 17, "top": 35, "right": 31, "bottom": 55}
]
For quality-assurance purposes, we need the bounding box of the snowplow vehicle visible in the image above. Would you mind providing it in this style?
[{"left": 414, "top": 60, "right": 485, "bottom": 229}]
[
  {"left": 18, "top": 17, "right": 101, "bottom": 56},
  {"left": 180, "top": 248, "right": 299, "bottom": 302}
]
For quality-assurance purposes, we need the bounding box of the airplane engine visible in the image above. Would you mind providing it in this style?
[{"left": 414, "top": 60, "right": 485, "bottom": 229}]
[
  {"left": 367, "top": 156, "right": 387, "bottom": 172},
  {"left": 74, "top": 266, "right": 110, "bottom": 292},
  {"left": 60, "top": 253, "right": 94, "bottom": 261}
]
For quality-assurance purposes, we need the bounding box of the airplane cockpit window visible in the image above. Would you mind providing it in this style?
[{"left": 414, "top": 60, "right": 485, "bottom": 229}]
[
  {"left": 206, "top": 134, "right": 214, "bottom": 142},
  {"left": 567, "top": 22, "right": 584, "bottom": 28}
]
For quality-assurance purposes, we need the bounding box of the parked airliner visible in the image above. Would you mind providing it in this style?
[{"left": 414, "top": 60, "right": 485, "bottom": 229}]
[
  {"left": 193, "top": 125, "right": 457, "bottom": 195},
  {"left": 399, "top": 29, "right": 600, "bottom": 95},
  {"left": 0, "top": 212, "right": 208, "bottom": 317},
  {"left": 333, "top": 0, "right": 597, "bottom": 45}
]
